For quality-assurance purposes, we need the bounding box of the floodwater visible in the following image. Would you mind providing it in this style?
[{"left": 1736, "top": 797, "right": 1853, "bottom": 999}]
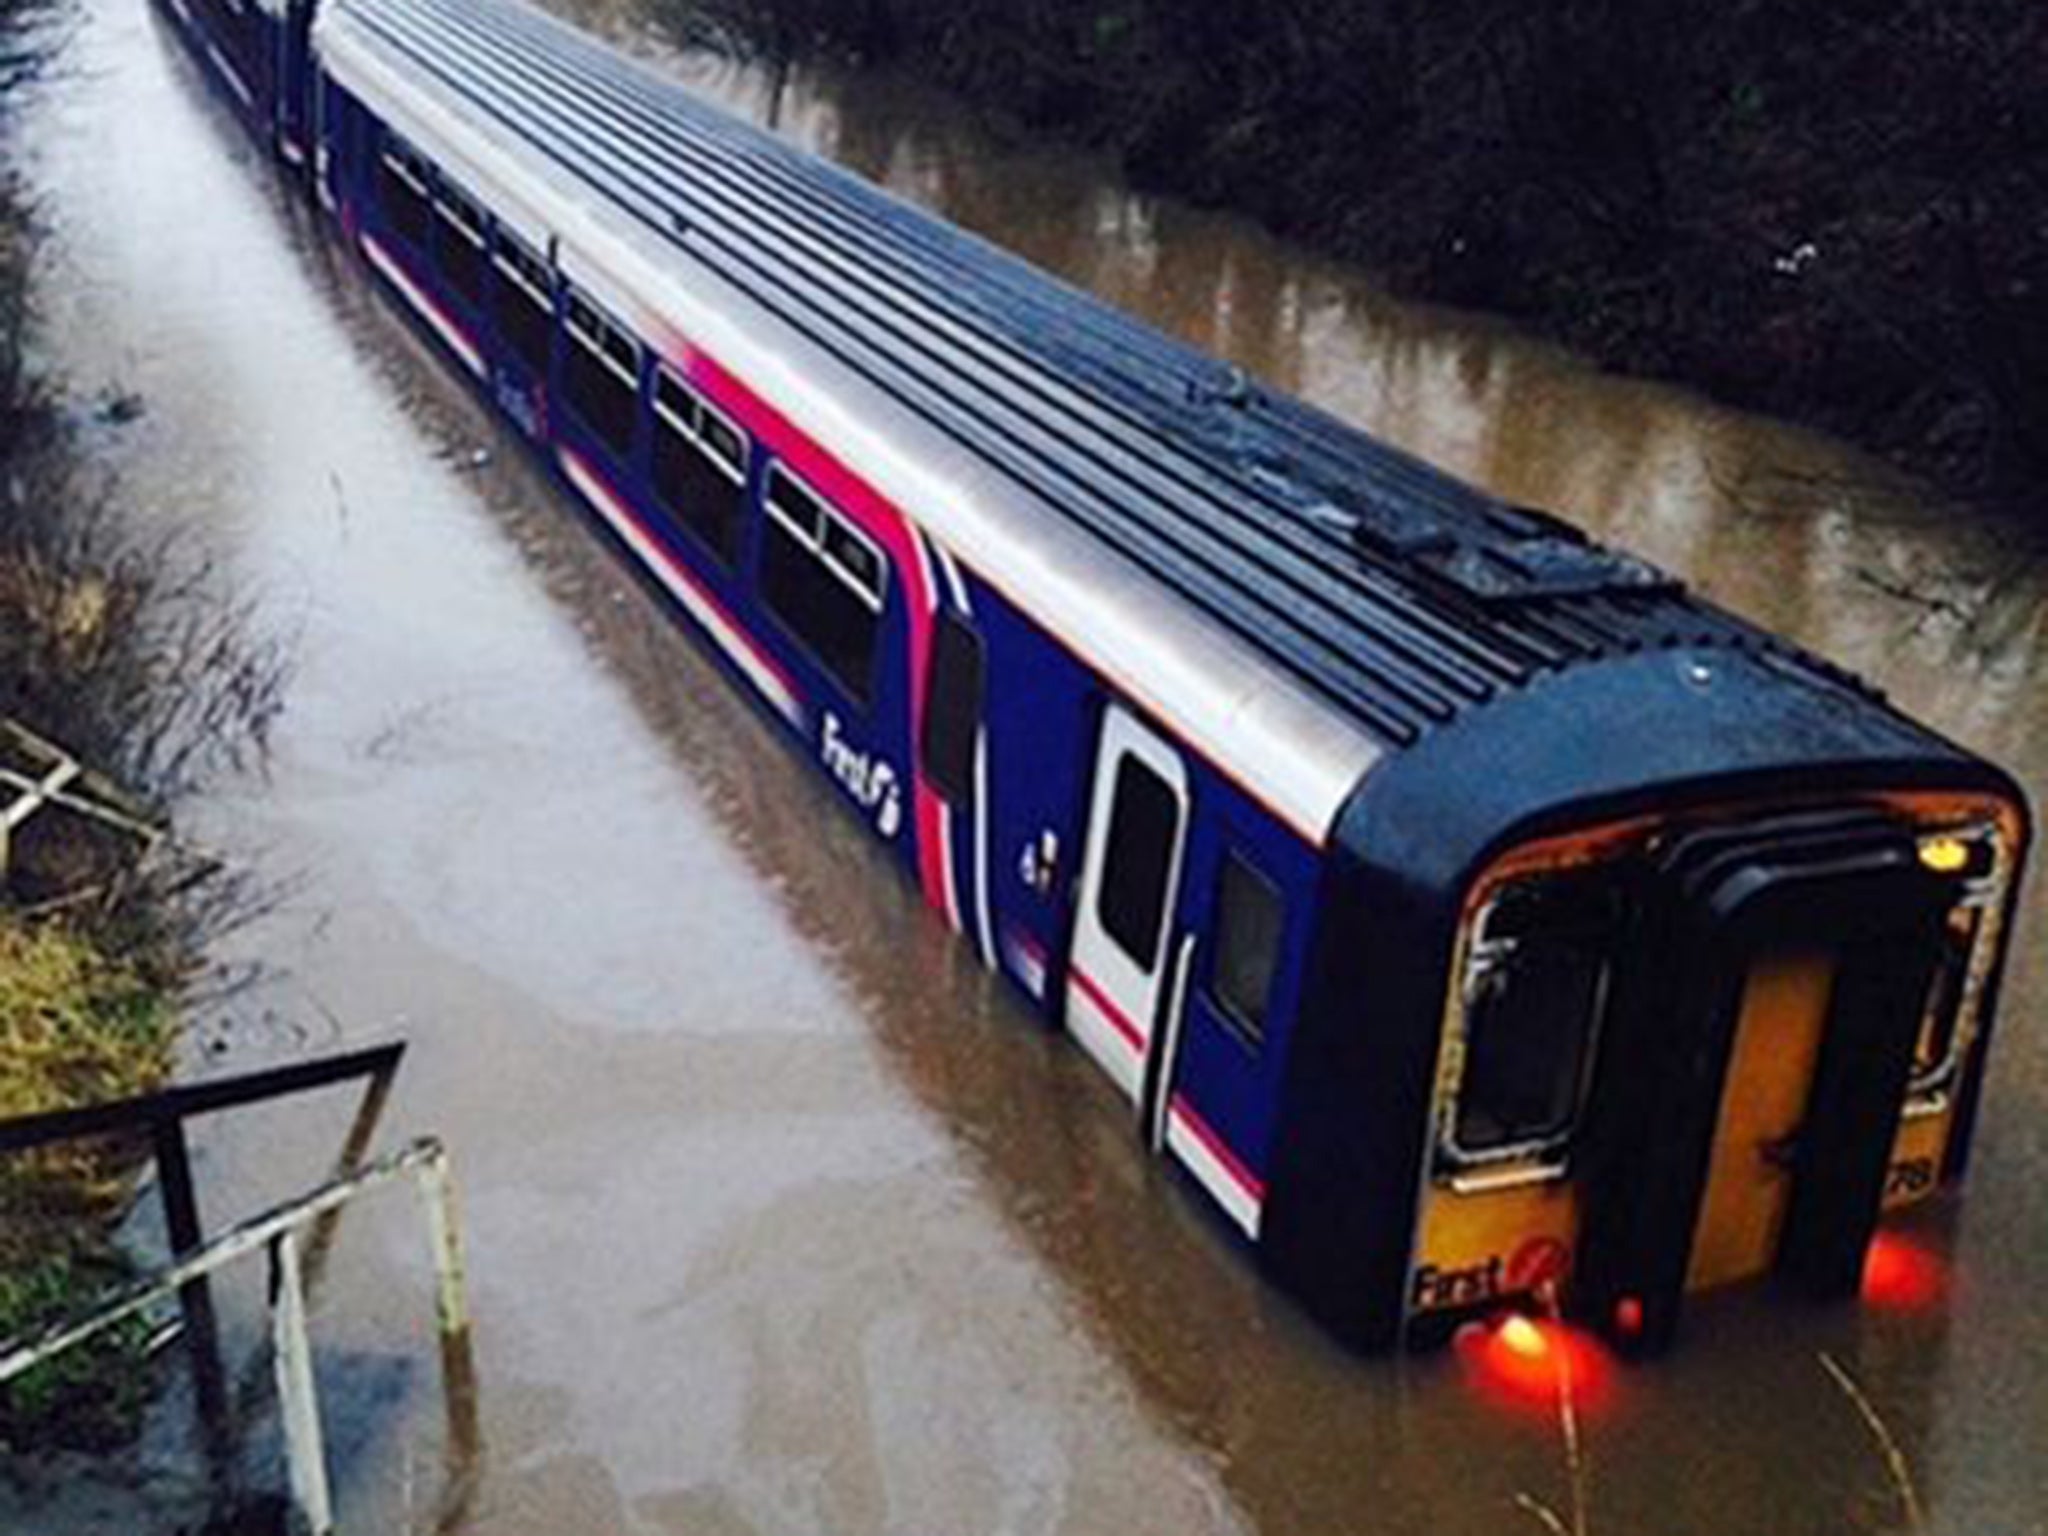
[{"left": 4, "top": 0, "right": 2044, "bottom": 1530}]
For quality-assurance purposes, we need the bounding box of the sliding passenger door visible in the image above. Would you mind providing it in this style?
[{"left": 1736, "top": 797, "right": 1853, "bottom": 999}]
[{"left": 1066, "top": 704, "right": 1190, "bottom": 1101}]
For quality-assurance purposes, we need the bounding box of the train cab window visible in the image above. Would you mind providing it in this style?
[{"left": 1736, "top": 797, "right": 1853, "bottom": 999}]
[
  {"left": 492, "top": 233, "right": 554, "bottom": 375},
  {"left": 1097, "top": 756, "right": 1180, "bottom": 973},
  {"left": 564, "top": 290, "right": 640, "bottom": 459},
  {"left": 762, "top": 466, "right": 887, "bottom": 704},
  {"left": 1209, "top": 851, "right": 1284, "bottom": 1047},
  {"left": 1909, "top": 904, "right": 1984, "bottom": 1103},
  {"left": 920, "top": 610, "right": 983, "bottom": 803},
  {"left": 651, "top": 369, "right": 748, "bottom": 568},
  {"left": 1451, "top": 876, "right": 1618, "bottom": 1161},
  {"left": 377, "top": 138, "right": 432, "bottom": 248},
  {"left": 433, "top": 182, "right": 488, "bottom": 309}
]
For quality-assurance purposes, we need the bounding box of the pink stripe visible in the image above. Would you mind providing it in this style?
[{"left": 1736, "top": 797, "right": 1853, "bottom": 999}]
[
  {"left": 1169, "top": 1095, "right": 1267, "bottom": 1200},
  {"left": 1070, "top": 964, "right": 1145, "bottom": 1055},
  {"left": 681, "top": 347, "right": 953, "bottom": 914}
]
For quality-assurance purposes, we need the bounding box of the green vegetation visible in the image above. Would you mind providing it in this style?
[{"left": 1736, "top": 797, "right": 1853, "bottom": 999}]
[
  {"left": 0, "top": 916, "right": 176, "bottom": 1255},
  {"left": 680, "top": 0, "right": 2048, "bottom": 533},
  {"left": 0, "top": 1250, "right": 160, "bottom": 1454},
  {"left": 1, "top": 0, "right": 282, "bottom": 1454},
  {"left": 0, "top": 917, "right": 173, "bottom": 1455}
]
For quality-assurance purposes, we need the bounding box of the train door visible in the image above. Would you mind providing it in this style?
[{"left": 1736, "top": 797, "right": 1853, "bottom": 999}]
[
  {"left": 1571, "top": 809, "right": 1959, "bottom": 1352},
  {"left": 1066, "top": 705, "right": 1189, "bottom": 1101}
]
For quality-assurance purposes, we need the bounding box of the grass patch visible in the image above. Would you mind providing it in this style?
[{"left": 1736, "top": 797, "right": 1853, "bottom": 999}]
[
  {"left": 0, "top": 913, "right": 177, "bottom": 1268},
  {"left": 0, "top": 1248, "right": 159, "bottom": 1455},
  {"left": 0, "top": 912, "right": 174, "bottom": 1453}
]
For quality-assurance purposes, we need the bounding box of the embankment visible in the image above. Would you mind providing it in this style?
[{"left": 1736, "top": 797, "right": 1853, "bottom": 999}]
[{"left": 1, "top": 0, "right": 282, "bottom": 1451}]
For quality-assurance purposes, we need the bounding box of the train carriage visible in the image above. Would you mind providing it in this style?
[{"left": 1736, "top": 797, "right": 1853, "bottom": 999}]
[{"left": 158, "top": 0, "right": 2030, "bottom": 1354}]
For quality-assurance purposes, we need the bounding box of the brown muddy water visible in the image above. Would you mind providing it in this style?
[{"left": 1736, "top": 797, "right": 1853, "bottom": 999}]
[{"left": 4, "top": 0, "right": 2045, "bottom": 1531}]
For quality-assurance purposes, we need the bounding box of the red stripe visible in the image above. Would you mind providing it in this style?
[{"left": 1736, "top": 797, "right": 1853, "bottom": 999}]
[
  {"left": 1069, "top": 964, "right": 1146, "bottom": 1055},
  {"left": 1169, "top": 1094, "right": 1267, "bottom": 1200},
  {"left": 678, "top": 345, "right": 952, "bottom": 914}
]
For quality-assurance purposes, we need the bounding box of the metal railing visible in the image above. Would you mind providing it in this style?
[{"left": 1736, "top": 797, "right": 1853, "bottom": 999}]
[
  {"left": 1, "top": 1136, "right": 474, "bottom": 1536},
  {"left": 0, "top": 1041, "right": 408, "bottom": 1432}
]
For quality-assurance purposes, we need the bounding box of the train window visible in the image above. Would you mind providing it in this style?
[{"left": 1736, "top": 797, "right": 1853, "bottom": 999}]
[
  {"left": 762, "top": 466, "right": 887, "bottom": 704},
  {"left": 377, "top": 138, "right": 432, "bottom": 248},
  {"left": 1451, "top": 876, "right": 1618, "bottom": 1161},
  {"left": 1097, "top": 755, "right": 1180, "bottom": 973},
  {"left": 1909, "top": 905, "right": 1984, "bottom": 1103},
  {"left": 564, "top": 290, "right": 640, "bottom": 459},
  {"left": 434, "top": 182, "right": 488, "bottom": 310},
  {"left": 1209, "top": 851, "right": 1284, "bottom": 1047},
  {"left": 492, "top": 232, "right": 553, "bottom": 375},
  {"left": 920, "top": 610, "right": 983, "bottom": 803},
  {"left": 651, "top": 368, "right": 748, "bottom": 568}
]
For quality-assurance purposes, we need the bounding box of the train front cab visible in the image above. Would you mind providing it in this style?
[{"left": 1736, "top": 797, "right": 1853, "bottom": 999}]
[{"left": 1268, "top": 773, "right": 2026, "bottom": 1356}]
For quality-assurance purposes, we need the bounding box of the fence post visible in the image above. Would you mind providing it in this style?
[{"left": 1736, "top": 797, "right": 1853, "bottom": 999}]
[
  {"left": 153, "top": 1119, "right": 230, "bottom": 1438},
  {"left": 269, "top": 1230, "right": 335, "bottom": 1536},
  {"left": 416, "top": 1147, "right": 471, "bottom": 1346}
]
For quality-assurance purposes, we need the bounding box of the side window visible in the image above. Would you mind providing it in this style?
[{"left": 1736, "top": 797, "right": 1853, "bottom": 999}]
[
  {"left": 1451, "top": 875, "right": 1618, "bottom": 1160},
  {"left": 377, "top": 136, "right": 431, "bottom": 248},
  {"left": 1097, "top": 755, "right": 1180, "bottom": 973},
  {"left": 920, "top": 609, "right": 984, "bottom": 803},
  {"left": 563, "top": 290, "right": 640, "bottom": 460},
  {"left": 492, "top": 231, "right": 553, "bottom": 376},
  {"left": 433, "top": 180, "right": 488, "bottom": 310},
  {"left": 761, "top": 466, "right": 887, "bottom": 704},
  {"left": 651, "top": 369, "right": 748, "bottom": 569},
  {"left": 1208, "top": 851, "right": 1284, "bottom": 1047}
]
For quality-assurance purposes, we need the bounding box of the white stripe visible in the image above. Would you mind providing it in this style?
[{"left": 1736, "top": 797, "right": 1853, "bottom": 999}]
[
  {"left": 1002, "top": 931, "right": 1048, "bottom": 1001},
  {"left": 970, "top": 733, "right": 996, "bottom": 971},
  {"left": 557, "top": 451, "right": 803, "bottom": 728},
  {"left": 1068, "top": 991, "right": 1144, "bottom": 1100},
  {"left": 207, "top": 44, "right": 254, "bottom": 109},
  {"left": 932, "top": 542, "right": 972, "bottom": 615},
  {"left": 908, "top": 524, "right": 942, "bottom": 616},
  {"left": 360, "top": 234, "right": 485, "bottom": 377},
  {"left": 1166, "top": 1108, "right": 1263, "bottom": 1239},
  {"left": 935, "top": 802, "right": 961, "bottom": 932}
]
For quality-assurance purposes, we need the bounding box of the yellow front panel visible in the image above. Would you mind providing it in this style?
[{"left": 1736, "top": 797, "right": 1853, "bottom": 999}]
[
  {"left": 1410, "top": 1179, "right": 1579, "bottom": 1316},
  {"left": 1685, "top": 950, "right": 1833, "bottom": 1290}
]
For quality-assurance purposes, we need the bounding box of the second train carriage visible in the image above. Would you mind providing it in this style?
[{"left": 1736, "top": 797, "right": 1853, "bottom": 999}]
[{"left": 158, "top": 0, "right": 2030, "bottom": 1353}]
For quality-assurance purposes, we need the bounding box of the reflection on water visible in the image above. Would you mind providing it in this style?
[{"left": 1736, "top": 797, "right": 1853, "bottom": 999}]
[{"left": 5, "top": 0, "right": 2042, "bottom": 1531}]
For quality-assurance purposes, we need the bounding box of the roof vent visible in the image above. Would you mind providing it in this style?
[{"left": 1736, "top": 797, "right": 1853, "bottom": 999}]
[{"left": 1343, "top": 492, "right": 1681, "bottom": 605}]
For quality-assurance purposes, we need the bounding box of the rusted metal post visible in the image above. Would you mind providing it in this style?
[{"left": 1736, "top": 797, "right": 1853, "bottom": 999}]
[
  {"left": 269, "top": 1229, "right": 335, "bottom": 1536},
  {"left": 416, "top": 1146, "right": 471, "bottom": 1344},
  {"left": 416, "top": 1145, "right": 481, "bottom": 1488}
]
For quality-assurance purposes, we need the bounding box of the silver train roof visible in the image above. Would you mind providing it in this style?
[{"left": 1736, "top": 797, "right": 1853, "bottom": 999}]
[{"left": 314, "top": 0, "right": 1828, "bottom": 843}]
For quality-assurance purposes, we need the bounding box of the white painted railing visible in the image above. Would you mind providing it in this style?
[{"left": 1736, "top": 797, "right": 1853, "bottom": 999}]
[{"left": 0, "top": 1136, "right": 472, "bottom": 1536}]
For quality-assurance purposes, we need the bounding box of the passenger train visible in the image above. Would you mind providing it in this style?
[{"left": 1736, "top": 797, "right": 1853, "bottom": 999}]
[{"left": 159, "top": 0, "right": 2029, "bottom": 1353}]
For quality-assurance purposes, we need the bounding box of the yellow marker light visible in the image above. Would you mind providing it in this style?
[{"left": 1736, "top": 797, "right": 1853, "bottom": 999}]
[
  {"left": 1497, "top": 1315, "right": 1548, "bottom": 1359},
  {"left": 1918, "top": 836, "right": 1971, "bottom": 875}
]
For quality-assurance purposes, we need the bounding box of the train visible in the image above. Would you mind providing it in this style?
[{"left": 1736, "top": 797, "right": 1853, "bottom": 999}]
[{"left": 157, "top": 0, "right": 2029, "bottom": 1354}]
